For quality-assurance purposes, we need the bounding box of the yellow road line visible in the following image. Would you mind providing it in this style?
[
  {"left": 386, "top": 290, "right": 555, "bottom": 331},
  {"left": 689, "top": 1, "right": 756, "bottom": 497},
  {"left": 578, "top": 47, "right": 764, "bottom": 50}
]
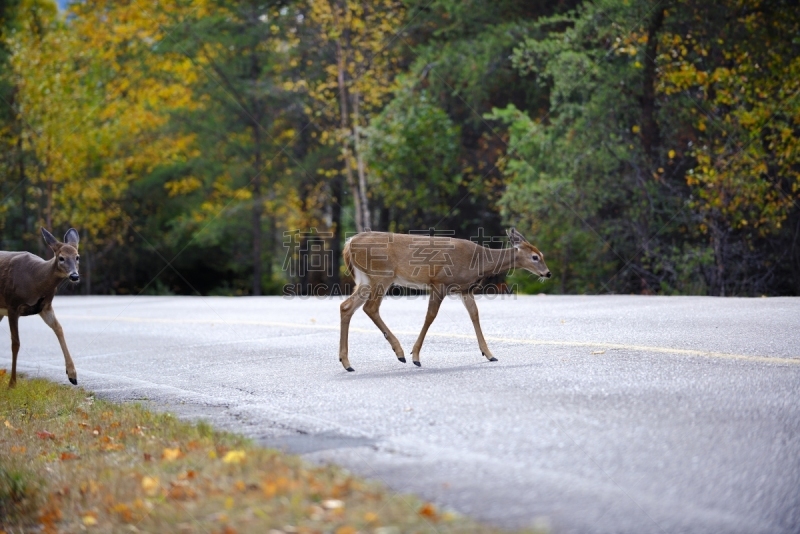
[{"left": 60, "top": 314, "right": 800, "bottom": 366}]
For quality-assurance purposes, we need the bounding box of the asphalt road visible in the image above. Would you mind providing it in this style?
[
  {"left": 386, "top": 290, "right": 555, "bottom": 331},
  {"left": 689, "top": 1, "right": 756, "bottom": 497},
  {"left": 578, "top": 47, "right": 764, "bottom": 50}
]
[{"left": 6, "top": 294, "right": 800, "bottom": 533}]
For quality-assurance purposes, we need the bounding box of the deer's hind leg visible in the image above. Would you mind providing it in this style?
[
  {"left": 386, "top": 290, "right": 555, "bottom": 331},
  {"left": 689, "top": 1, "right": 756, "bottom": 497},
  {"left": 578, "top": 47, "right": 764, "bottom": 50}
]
[
  {"left": 362, "top": 282, "right": 406, "bottom": 363},
  {"left": 339, "top": 284, "right": 370, "bottom": 372},
  {"left": 40, "top": 306, "right": 77, "bottom": 385}
]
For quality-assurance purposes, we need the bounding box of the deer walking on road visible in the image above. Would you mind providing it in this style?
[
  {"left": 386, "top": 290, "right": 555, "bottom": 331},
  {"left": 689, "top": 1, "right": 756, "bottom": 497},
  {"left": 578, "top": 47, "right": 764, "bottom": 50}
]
[
  {"left": 338, "top": 228, "right": 550, "bottom": 371},
  {"left": 1, "top": 228, "right": 81, "bottom": 388}
]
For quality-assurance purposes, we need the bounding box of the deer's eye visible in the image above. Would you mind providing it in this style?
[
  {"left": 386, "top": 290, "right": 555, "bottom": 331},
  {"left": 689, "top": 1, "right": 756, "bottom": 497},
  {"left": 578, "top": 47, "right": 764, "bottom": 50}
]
[
  {"left": 532, "top": 254, "right": 540, "bottom": 262},
  {"left": 76, "top": 256, "right": 80, "bottom": 262},
  {"left": 59, "top": 256, "right": 65, "bottom": 262}
]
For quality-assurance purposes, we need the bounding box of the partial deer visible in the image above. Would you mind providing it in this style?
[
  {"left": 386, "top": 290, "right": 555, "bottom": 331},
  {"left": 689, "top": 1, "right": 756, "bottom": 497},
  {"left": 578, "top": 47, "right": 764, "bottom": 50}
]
[
  {"left": 338, "top": 228, "right": 550, "bottom": 371},
  {"left": 1, "top": 228, "right": 81, "bottom": 387}
]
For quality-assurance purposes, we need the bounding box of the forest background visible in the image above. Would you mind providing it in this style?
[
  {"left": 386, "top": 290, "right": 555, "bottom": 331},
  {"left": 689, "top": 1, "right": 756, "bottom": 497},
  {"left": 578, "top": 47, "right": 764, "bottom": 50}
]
[{"left": 0, "top": 0, "right": 798, "bottom": 297}]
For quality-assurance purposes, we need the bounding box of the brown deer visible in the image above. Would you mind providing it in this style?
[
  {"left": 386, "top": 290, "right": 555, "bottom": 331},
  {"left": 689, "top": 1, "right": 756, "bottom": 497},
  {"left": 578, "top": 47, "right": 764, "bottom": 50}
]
[
  {"left": 338, "top": 228, "right": 550, "bottom": 371},
  {"left": 1, "top": 228, "right": 81, "bottom": 387}
]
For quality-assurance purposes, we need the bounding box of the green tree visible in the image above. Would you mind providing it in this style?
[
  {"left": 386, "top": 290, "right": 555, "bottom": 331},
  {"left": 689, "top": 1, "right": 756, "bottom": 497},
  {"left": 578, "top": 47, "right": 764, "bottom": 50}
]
[
  {"left": 366, "top": 81, "right": 462, "bottom": 231},
  {"left": 493, "top": 0, "right": 800, "bottom": 295},
  {"left": 158, "top": 0, "right": 301, "bottom": 295},
  {"left": 656, "top": 0, "right": 800, "bottom": 294}
]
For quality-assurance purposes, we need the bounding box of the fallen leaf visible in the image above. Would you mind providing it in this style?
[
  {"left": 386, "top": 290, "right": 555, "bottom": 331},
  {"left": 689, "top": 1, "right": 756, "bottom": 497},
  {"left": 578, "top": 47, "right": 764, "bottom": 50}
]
[
  {"left": 591, "top": 350, "right": 606, "bottom": 355},
  {"left": 4, "top": 420, "right": 16, "bottom": 430},
  {"left": 80, "top": 480, "right": 99, "bottom": 496},
  {"left": 335, "top": 527, "right": 356, "bottom": 534},
  {"left": 37, "top": 430, "right": 56, "bottom": 440},
  {"left": 141, "top": 476, "right": 160, "bottom": 496},
  {"left": 143, "top": 453, "right": 152, "bottom": 462},
  {"left": 364, "top": 512, "right": 379, "bottom": 523},
  {"left": 262, "top": 482, "right": 277, "bottom": 498},
  {"left": 10, "top": 445, "right": 26, "bottom": 454},
  {"left": 162, "top": 447, "right": 182, "bottom": 461},
  {"left": 82, "top": 512, "right": 98, "bottom": 526},
  {"left": 442, "top": 511, "right": 458, "bottom": 521},
  {"left": 419, "top": 502, "right": 438, "bottom": 520},
  {"left": 39, "top": 503, "right": 63, "bottom": 526},
  {"left": 113, "top": 503, "right": 133, "bottom": 523},
  {"left": 60, "top": 452, "right": 79, "bottom": 461},
  {"left": 322, "top": 499, "right": 344, "bottom": 510},
  {"left": 167, "top": 482, "right": 196, "bottom": 501},
  {"left": 222, "top": 450, "right": 246, "bottom": 464}
]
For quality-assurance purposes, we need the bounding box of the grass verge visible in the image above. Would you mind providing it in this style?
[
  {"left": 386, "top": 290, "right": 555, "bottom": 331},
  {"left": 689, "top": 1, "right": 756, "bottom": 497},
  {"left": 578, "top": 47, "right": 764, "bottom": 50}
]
[{"left": 0, "top": 369, "right": 536, "bottom": 533}]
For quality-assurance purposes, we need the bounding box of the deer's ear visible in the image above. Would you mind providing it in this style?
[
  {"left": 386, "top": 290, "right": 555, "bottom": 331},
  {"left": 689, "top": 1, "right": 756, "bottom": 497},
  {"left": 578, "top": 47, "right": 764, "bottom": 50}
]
[
  {"left": 64, "top": 228, "right": 79, "bottom": 248},
  {"left": 507, "top": 227, "right": 526, "bottom": 248},
  {"left": 41, "top": 228, "right": 59, "bottom": 250}
]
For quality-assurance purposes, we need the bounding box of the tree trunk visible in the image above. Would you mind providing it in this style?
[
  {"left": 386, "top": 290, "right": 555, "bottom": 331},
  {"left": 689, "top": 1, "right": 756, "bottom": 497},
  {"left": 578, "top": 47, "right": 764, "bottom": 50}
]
[
  {"left": 250, "top": 50, "right": 263, "bottom": 296},
  {"left": 641, "top": 7, "right": 665, "bottom": 162},
  {"left": 17, "top": 136, "right": 27, "bottom": 244},
  {"left": 336, "top": 34, "right": 364, "bottom": 232},
  {"left": 265, "top": 214, "right": 275, "bottom": 291},
  {"left": 352, "top": 89, "right": 371, "bottom": 230},
  {"left": 83, "top": 230, "right": 92, "bottom": 295},
  {"left": 330, "top": 175, "right": 342, "bottom": 289},
  {"left": 711, "top": 220, "right": 726, "bottom": 296}
]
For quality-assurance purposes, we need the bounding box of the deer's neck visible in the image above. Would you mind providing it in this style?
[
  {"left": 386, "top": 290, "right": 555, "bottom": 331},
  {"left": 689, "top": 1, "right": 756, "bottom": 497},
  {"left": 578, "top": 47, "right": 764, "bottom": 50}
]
[
  {"left": 484, "top": 246, "right": 518, "bottom": 276},
  {"left": 32, "top": 255, "right": 62, "bottom": 296}
]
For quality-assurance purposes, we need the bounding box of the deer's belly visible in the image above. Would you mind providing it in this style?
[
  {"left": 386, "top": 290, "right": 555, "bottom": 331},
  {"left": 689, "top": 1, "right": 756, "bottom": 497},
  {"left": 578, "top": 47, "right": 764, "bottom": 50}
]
[{"left": 393, "top": 276, "right": 429, "bottom": 291}]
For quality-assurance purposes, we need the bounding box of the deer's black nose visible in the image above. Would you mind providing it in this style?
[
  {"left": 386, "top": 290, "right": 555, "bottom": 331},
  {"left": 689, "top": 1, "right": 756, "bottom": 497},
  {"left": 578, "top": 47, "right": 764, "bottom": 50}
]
[
  {"left": 69, "top": 273, "right": 80, "bottom": 282},
  {"left": 545, "top": 271, "right": 552, "bottom": 278}
]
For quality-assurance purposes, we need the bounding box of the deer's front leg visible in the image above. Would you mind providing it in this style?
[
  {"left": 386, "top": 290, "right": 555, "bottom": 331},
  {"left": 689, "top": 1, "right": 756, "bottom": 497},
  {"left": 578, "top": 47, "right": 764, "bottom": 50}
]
[
  {"left": 8, "top": 312, "right": 20, "bottom": 388},
  {"left": 411, "top": 286, "right": 444, "bottom": 367},
  {"left": 339, "top": 285, "right": 369, "bottom": 372},
  {"left": 40, "top": 307, "right": 77, "bottom": 385},
  {"left": 461, "top": 293, "right": 497, "bottom": 362}
]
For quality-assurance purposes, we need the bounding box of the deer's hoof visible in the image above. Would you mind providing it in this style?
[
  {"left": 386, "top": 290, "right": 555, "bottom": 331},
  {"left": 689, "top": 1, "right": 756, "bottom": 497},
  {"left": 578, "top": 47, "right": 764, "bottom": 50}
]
[
  {"left": 69, "top": 377, "right": 78, "bottom": 385},
  {"left": 398, "top": 357, "right": 406, "bottom": 363},
  {"left": 413, "top": 361, "right": 421, "bottom": 367},
  {"left": 346, "top": 367, "right": 355, "bottom": 372},
  {"left": 489, "top": 357, "right": 498, "bottom": 362}
]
